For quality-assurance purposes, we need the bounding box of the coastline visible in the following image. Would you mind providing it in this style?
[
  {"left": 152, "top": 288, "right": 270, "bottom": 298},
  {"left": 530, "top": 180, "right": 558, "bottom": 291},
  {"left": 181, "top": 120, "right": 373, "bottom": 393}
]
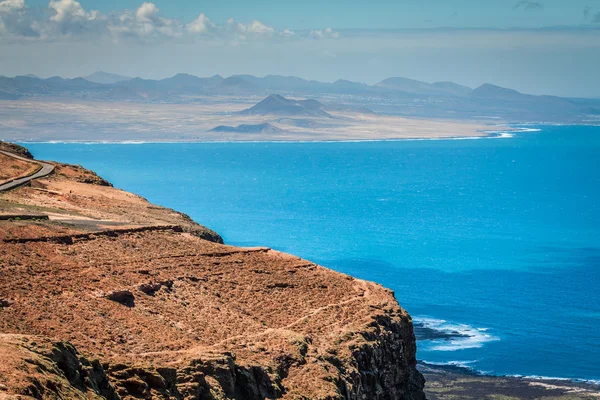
[
  {"left": 413, "top": 315, "right": 600, "bottom": 389},
  {"left": 10, "top": 127, "right": 527, "bottom": 145},
  {"left": 419, "top": 361, "right": 600, "bottom": 399},
  {"left": 0, "top": 98, "right": 496, "bottom": 142},
  {"left": 0, "top": 141, "right": 427, "bottom": 398}
]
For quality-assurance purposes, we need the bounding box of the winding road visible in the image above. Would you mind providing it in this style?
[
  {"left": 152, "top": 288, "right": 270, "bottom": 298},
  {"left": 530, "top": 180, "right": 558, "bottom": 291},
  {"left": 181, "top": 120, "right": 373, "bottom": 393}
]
[{"left": 0, "top": 150, "right": 55, "bottom": 192}]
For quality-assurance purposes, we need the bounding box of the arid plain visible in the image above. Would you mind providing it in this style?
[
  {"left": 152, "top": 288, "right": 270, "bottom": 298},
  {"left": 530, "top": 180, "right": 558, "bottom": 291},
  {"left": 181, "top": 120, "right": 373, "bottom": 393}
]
[{"left": 0, "top": 98, "right": 494, "bottom": 143}]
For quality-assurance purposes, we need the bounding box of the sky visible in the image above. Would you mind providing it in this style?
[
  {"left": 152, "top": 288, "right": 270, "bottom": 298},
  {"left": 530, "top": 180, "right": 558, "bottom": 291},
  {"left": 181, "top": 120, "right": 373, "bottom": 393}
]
[{"left": 1, "top": 0, "right": 599, "bottom": 97}]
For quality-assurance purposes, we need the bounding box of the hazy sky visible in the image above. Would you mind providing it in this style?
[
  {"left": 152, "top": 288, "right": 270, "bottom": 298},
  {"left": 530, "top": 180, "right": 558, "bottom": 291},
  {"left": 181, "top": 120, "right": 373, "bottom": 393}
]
[{"left": 1, "top": 0, "right": 599, "bottom": 97}]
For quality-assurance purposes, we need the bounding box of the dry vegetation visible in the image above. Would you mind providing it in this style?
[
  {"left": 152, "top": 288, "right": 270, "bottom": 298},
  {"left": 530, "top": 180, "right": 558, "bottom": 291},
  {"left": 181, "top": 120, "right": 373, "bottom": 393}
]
[
  {"left": 0, "top": 150, "right": 423, "bottom": 399},
  {"left": 0, "top": 153, "right": 39, "bottom": 184}
]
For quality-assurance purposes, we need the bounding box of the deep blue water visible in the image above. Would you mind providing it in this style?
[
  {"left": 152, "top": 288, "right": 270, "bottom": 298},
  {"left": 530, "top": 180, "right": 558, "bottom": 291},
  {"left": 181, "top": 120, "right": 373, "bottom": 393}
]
[{"left": 22, "top": 125, "right": 600, "bottom": 381}]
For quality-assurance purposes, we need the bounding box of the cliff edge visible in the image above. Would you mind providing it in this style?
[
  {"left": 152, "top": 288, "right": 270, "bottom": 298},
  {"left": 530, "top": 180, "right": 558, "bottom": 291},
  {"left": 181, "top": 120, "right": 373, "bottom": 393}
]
[{"left": 0, "top": 146, "right": 425, "bottom": 399}]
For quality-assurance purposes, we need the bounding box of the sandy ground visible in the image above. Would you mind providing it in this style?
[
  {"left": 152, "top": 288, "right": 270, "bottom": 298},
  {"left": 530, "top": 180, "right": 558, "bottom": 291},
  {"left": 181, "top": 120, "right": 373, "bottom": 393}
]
[{"left": 0, "top": 98, "right": 497, "bottom": 142}]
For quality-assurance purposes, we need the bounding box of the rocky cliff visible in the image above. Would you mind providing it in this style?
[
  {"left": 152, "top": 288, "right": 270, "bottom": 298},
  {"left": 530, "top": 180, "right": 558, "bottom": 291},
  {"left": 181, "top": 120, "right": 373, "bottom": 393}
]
[{"left": 0, "top": 147, "right": 425, "bottom": 399}]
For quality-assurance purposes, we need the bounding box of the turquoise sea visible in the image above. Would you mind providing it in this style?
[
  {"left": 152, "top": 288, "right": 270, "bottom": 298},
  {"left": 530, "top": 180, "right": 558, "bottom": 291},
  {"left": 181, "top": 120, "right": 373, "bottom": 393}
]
[{"left": 22, "top": 125, "right": 600, "bottom": 381}]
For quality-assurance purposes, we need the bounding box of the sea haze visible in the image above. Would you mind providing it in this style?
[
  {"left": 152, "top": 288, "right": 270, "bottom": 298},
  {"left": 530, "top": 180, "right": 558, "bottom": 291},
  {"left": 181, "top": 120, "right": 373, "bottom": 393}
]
[{"left": 23, "top": 125, "right": 600, "bottom": 381}]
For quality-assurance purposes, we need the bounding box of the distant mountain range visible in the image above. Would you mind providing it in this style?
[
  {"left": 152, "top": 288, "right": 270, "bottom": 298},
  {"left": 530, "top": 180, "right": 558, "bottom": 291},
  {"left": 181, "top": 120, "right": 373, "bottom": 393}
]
[
  {"left": 375, "top": 77, "right": 473, "bottom": 97},
  {"left": 83, "top": 71, "right": 133, "bottom": 84},
  {"left": 1, "top": 71, "right": 599, "bottom": 123}
]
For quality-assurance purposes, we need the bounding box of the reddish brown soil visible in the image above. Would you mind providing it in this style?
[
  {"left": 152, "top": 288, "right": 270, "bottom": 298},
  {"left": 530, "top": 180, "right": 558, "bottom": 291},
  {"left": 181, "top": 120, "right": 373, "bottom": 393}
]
[
  {"left": 0, "top": 149, "right": 424, "bottom": 399},
  {"left": 0, "top": 154, "right": 39, "bottom": 185}
]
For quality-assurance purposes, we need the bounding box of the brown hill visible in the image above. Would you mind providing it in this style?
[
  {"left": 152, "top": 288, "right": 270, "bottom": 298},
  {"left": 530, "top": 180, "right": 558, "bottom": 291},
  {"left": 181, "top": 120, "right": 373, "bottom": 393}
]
[
  {"left": 0, "top": 148, "right": 425, "bottom": 399},
  {"left": 241, "top": 94, "right": 332, "bottom": 118},
  {"left": 0, "top": 141, "right": 34, "bottom": 159}
]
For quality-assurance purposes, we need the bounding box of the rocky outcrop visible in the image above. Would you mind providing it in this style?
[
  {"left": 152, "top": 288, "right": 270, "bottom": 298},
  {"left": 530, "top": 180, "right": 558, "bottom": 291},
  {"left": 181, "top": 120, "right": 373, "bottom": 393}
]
[
  {"left": 0, "top": 141, "right": 34, "bottom": 159},
  {"left": 344, "top": 315, "right": 425, "bottom": 399},
  {"left": 103, "top": 355, "right": 284, "bottom": 399},
  {"left": 54, "top": 163, "right": 113, "bottom": 187},
  {"left": 3, "top": 224, "right": 184, "bottom": 244},
  {"left": 0, "top": 335, "right": 119, "bottom": 399},
  {"left": 104, "top": 290, "right": 136, "bottom": 307},
  {"left": 0, "top": 324, "right": 424, "bottom": 400}
]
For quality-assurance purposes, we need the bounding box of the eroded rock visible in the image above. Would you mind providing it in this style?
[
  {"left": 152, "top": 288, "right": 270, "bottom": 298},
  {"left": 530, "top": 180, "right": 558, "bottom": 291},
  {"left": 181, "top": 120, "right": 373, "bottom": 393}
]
[
  {"left": 104, "top": 290, "right": 135, "bottom": 307},
  {"left": 138, "top": 280, "right": 173, "bottom": 296}
]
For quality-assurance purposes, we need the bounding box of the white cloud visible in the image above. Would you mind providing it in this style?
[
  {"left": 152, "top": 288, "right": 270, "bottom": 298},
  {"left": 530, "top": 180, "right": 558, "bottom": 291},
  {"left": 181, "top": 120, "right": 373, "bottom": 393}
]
[
  {"left": 49, "top": 0, "right": 89, "bottom": 23},
  {"left": 248, "top": 20, "right": 274, "bottom": 35},
  {"left": 186, "top": 13, "right": 213, "bottom": 34},
  {"left": 0, "top": 1, "right": 333, "bottom": 42},
  {"left": 44, "top": 0, "right": 106, "bottom": 37},
  {"left": 135, "top": 2, "right": 158, "bottom": 23},
  {"left": 0, "top": 0, "right": 25, "bottom": 14},
  {"left": 310, "top": 27, "right": 340, "bottom": 40},
  {"left": 237, "top": 19, "right": 275, "bottom": 36},
  {"left": 110, "top": 2, "right": 182, "bottom": 39},
  {"left": 310, "top": 29, "right": 324, "bottom": 39}
]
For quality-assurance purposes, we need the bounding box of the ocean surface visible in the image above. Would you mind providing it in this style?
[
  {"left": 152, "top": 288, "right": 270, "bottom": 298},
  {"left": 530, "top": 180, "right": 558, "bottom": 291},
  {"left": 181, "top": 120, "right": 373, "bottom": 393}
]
[{"left": 22, "top": 125, "right": 600, "bottom": 381}]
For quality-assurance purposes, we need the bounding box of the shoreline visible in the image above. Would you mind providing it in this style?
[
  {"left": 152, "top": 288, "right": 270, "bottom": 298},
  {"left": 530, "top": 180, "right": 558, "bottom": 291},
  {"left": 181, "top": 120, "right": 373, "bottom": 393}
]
[
  {"left": 9, "top": 129, "right": 528, "bottom": 145},
  {"left": 419, "top": 361, "right": 600, "bottom": 386},
  {"left": 419, "top": 361, "right": 600, "bottom": 399},
  {"left": 414, "top": 315, "right": 600, "bottom": 388}
]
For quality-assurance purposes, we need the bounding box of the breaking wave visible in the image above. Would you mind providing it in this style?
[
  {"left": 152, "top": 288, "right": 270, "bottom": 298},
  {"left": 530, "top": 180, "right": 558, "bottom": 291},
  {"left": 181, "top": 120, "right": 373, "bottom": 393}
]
[{"left": 414, "top": 317, "right": 499, "bottom": 351}]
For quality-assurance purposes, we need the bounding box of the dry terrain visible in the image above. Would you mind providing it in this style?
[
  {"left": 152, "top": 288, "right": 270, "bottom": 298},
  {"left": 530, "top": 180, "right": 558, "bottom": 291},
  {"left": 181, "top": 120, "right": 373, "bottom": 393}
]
[
  {"left": 0, "top": 153, "right": 39, "bottom": 185},
  {"left": 0, "top": 143, "right": 425, "bottom": 399},
  {"left": 0, "top": 99, "right": 494, "bottom": 142}
]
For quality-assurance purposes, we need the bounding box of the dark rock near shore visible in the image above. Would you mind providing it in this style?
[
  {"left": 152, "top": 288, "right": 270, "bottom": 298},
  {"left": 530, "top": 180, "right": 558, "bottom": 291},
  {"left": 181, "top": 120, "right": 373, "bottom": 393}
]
[
  {"left": 419, "top": 362, "right": 600, "bottom": 400},
  {"left": 413, "top": 322, "right": 470, "bottom": 341}
]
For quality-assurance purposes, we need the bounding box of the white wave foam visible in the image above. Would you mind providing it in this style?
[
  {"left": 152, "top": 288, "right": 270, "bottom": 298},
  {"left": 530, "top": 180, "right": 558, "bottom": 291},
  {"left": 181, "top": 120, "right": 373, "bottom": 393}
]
[
  {"left": 482, "top": 126, "right": 540, "bottom": 137},
  {"left": 516, "top": 128, "right": 542, "bottom": 132},
  {"left": 497, "top": 132, "right": 516, "bottom": 138},
  {"left": 421, "top": 360, "right": 479, "bottom": 369},
  {"left": 17, "top": 140, "right": 198, "bottom": 145},
  {"left": 16, "top": 133, "right": 516, "bottom": 145},
  {"left": 508, "top": 374, "right": 600, "bottom": 386},
  {"left": 415, "top": 317, "right": 499, "bottom": 351},
  {"left": 422, "top": 363, "right": 600, "bottom": 386}
]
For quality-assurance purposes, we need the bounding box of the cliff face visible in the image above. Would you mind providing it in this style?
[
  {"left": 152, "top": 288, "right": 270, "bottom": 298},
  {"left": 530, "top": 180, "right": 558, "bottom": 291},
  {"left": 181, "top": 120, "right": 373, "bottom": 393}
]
[
  {"left": 0, "top": 149, "right": 425, "bottom": 399},
  {"left": 0, "top": 335, "right": 119, "bottom": 400}
]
